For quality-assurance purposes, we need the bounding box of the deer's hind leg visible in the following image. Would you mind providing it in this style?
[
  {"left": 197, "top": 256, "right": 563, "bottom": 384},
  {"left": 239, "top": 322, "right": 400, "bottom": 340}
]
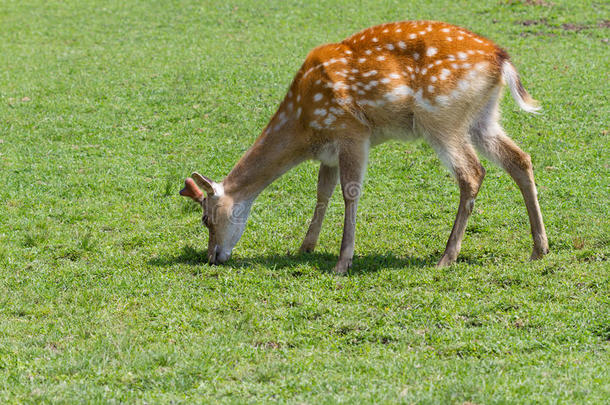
[
  {"left": 431, "top": 137, "right": 486, "bottom": 267},
  {"left": 471, "top": 92, "right": 549, "bottom": 260}
]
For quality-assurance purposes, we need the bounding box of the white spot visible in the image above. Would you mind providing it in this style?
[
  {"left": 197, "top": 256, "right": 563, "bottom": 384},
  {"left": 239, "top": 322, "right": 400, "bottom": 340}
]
[
  {"left": 426, "top": 47, "right": 438, "bottom": 57},
  {"left": 355, "top": 82, "right": 365, "bottom": 87},
  {"left": 345, "top": 50, "right": 352, "bottom": 54},
  {"left": 457, "top": 52, "right": 468, "bottom": 60},
  {"left": 362, "top": 70, "right": 378, "bottom": 77},
  {"left": 287, "top": 102, "right": 293, "bottom": 111},
  {"left": 467, "top": 50, "right": 475, "bottom": 55},
  {"left": 383, "top": 29, "right": 389, "bottom": 33},
  {"left": 474, "top": 38, "right": 484, "bottom": 43},
  {"left": 314, "top": 108, "right": 327, "bottom": 116},
  {"left": 406, "top": 66, "right": 414, "bottom": 72},
  {"left": 360, "top": 35, "right": 365, "bottom": 40},
  {"left": 396, "top": 28, "right": 402, "bottom": 33},
  {"left": 436, "top": 95, "right": 449, "bottom": 105},
  {"left": 428, "top": 85, "right": 435, "bottom": 93},
  {"left": 357, "top": 90, "right": 365, "bottom": 95},
  {"left": 364, "top": 80, "right": 379, "bottom": 90},
  {"left": 348, "top": 76, "right": 355, "bottom": 81},
  {"left": 297, "top": 95, "right": 301, "bottom": 102},
  {"left": 333, "top": 82, "right": 348, "bottom": 90},
  {"left": 329, "top": 106, "right": 345, "bottom": 116},
  {"left": 310, "top": 121, "right": 323, "bottom": 129},
  {"left": 427, "top": 63, "right": 434, "bottom": 69},
  {"left": 386, "top": 43, "right": 394, "bottom": 50},
  {"left": 477, "top": 50, "right": 485, "bottom": 54},
  {"left": 447, "top": 37, "right": 453, "bottom": 42},
  {"left": 351, "top": 69, "right": 359, "bottom": 73},
  {"left": 475, "top": 62, "right": 488, "bottom": 71},
  {"left": 380, "top": 78, "right": 391, "bottom": 84},
  {"left": 296, "top": 107, "right": 302, "bottom": 118},
  {"left": 447, "top": 54, "right": 456, "bottom": 61},
  {"left": 415, "top": 67, "right": 420, "bottom": 73},
  {"left": 376, "top": 55, "right": 386, "bottom": 61},
  {"left": 461, "top": 63, "right": 472, "bottom": 69},
  {"left": 314, "top": 93, "right": 323, "bottom": 102},
  {"left": 410, "top": 74, "right": 415, "bottom": 80},
  {"left": 315, "top": 79, "right": 322, "bottom": 85},
  {"left": 435, "top": 60, "right": 442, "bottom": 65},
  {"left": 430, "top": 76, "right": 437, "bottom": 82},
  {"left": 372, "top": 37, "right": 378, "bottom": 42},
  {"left": 441, "top": 28, "right": 450, "bottom": 33},
  {"left": 323, "top": 114, "right": 336, "bottom": 126},
  {"left": 365, "top": 50, "right": 372, "bottom": 55},
  {"left": 414, "top": 88, "right": 437, "bottom": 112},
  {"left": 375, "top": 46, "right": 382, "bottom": 51},
  {"left": 440, "top": 69, "right": 451, "bottom": 80},
  {"left": 451, "top": 63, "right": 459, "bottom": 69},
  {"left": 421, "top": 68, "right": 428, "bottom": 75},
  {"left": 384, "top": 84, "right": 413, "bottom": 101},
  {"left": 419, "top": 30, "right": 426, "bottom": 35},
  {"left": 426, "top": 25, "right": 432, "bottom": 32},
  {"left": 457, "top": 79, "right": 469, "bottom": 91},
  {"left": 409, "top": 33, "right": 417, "bottom": 39},
  {"left": 413, "top": 52, "right": 420, "bottom": 60},
  {"left": 458, "top": 36, "right": 464, "bottom": 40},
  {"left": 358, "top": 57, "right": 366, "bottom": 63},
  {"left": 398, "top": 41, "right": 406, "bottom": 49},
  {"left": 389, "top": 73, "right": 401, "bottom": 79}
]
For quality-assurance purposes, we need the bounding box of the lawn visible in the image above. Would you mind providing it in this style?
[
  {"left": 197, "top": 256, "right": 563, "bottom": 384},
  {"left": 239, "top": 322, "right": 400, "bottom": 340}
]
[{"left": 0, "top": 0, "right": 608, "bottom": 403}]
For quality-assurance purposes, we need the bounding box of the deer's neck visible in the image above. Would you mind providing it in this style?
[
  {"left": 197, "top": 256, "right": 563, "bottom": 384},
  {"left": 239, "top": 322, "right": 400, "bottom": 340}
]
[{"left": 222, "top": 127, "right": 308, "bottom": 202}]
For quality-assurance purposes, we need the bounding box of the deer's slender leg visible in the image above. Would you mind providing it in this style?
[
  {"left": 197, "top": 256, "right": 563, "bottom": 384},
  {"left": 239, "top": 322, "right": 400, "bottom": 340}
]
[
  {"left": 473, "top": 128, "right": 549, "bottom": 260},
  {"left": 299, "top": 163, "right": 339, "bottom": 253},
  {"left": 334, "top": 139, "right": 369, "bottom": 275},
  {"left": 436, "top": 143, "right": 486, "bottom": 267}
]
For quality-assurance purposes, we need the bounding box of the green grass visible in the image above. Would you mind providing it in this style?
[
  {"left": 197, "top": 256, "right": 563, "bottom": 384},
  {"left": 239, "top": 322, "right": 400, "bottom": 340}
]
[{"left": 1, "top": 0, "right": 609, "bottom": 403}]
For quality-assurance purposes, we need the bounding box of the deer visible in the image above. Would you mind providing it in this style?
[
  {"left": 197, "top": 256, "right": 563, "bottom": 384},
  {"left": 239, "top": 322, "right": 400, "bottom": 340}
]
[{"left": 179, "top": 20, "right": 549, "bottom": 274}]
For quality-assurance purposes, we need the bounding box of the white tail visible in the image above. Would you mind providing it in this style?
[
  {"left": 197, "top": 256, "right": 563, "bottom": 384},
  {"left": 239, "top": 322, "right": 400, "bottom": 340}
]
[
  {"left": 181, "top": 20, "right": 549, "bottom": 273},
  {"left": 501, "top": 60, "right": 541, "bottom": 114}
]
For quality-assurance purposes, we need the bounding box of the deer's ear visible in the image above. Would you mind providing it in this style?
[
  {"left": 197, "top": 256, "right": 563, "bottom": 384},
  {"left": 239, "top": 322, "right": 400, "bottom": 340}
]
[
  {"left": 192, "top": 172, "right": 221, "bottom": 196},
  {"left": 179, "top": 177, "right": 204, "bottom": 202}
]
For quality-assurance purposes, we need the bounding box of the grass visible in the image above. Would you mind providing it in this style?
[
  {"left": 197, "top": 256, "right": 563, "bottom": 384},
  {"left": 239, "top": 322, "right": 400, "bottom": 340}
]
[{"left": 0, "top": 0, "right": 609, "bottom": 403}]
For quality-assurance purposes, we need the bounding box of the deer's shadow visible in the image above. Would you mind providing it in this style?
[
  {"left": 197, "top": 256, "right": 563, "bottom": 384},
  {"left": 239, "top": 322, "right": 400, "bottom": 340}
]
[{"left": 148, "top": 244, "right": 451, "bottom": 274}]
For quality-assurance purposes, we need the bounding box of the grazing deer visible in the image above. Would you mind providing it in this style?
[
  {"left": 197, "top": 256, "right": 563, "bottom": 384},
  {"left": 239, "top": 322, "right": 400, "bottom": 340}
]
[{"left": 180, "top": 20, "right": 549, "bottom": 273}]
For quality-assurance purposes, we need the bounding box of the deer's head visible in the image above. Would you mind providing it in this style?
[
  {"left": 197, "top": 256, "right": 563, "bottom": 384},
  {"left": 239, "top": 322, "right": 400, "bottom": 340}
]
[{"left": 180, "top": 173, "right": 251, "bottom": 264}]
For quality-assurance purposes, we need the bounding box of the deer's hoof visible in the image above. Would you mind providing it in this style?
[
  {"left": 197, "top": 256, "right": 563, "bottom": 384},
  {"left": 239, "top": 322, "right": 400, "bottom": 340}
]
[{"left": 333, "top": 259, "right": 352, "bottom": 275}]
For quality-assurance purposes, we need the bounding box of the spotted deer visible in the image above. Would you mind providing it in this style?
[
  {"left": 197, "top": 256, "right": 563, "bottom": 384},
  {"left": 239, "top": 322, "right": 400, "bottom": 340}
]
[{"left": 180, "top": 20, "right": 549, "bottom": 273}]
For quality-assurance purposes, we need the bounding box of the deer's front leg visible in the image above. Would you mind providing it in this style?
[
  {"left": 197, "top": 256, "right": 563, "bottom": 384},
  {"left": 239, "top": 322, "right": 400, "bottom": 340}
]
[
  {"left": 300, "top": 163, "right": 339, "bottom": 253},
  {"left": 334, "top": 140, "right": 369, "bottom": 275}
]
